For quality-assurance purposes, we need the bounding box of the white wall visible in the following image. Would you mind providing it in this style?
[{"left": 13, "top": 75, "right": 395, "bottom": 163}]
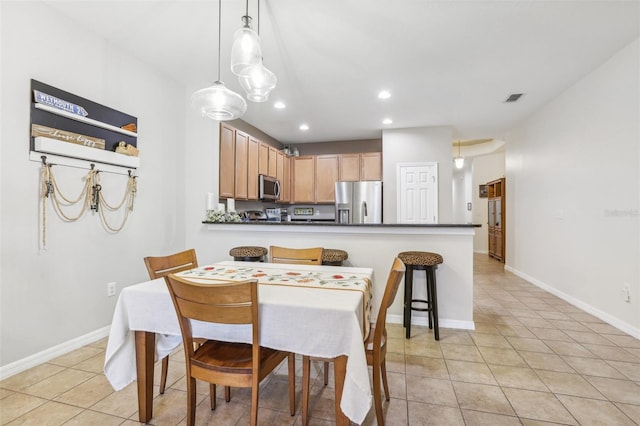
[
  {"left": 0, "top": 2, "right": 186, "bottom": 366},
  {"left": 472, "top": 152, "right": 505, "bottom": 253},
  {"left": 382, "top": 126, "right": 453, "bottom": 224},
  {"left": 505, "top": 38, "right": 640, "bottom": 335}
]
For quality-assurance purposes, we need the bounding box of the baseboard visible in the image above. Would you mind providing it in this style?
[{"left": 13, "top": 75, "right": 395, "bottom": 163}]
[
  {"left": 387, "top": 314, "right": 475, "bottom": 330},
  {"left": 474, "top": 249, "right": 489, "bottom": 254},
  {"left": 0, "top": 326, "right": 111, "bottom": 380},
  {"left": 505, "top": 265, "right": 640, "bottom": 340}
]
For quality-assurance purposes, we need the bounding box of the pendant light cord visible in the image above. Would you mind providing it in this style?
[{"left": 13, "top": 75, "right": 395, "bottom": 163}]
[{"left": 217, "top": 0, "right": 222, "bottom": 81}]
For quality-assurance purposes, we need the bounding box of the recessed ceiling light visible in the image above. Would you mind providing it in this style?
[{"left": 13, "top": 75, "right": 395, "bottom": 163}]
[
  {"left": 274, "top": 101, "right": 286, "bottom": 109},
  {"left": 378, "top": 90, "right": 391, "bottom": 100},
  {"left": 382, "top": 118, "right": 393, "bottom": 125},
  {"left": 299, "top": 124, "right": 309, "bottom": 131}
]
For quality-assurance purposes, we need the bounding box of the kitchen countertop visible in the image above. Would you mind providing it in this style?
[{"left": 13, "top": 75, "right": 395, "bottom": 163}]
[{"left": 203, "top": 221, "right": 480, "bottom": 227}]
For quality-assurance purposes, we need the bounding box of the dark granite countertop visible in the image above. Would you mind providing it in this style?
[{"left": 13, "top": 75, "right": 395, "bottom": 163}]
[{"left": 203, "top": 221, "right": 480, "bottom": 227}]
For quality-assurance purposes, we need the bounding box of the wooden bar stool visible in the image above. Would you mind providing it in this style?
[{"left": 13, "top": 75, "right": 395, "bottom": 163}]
[
  {"left": 398, "top": 251, "right": 444, "bottom": 340},
  {"left": 229, "top": 246, "right": 267, "bottom": 262},
  {"left": 321, "top": 249, "right": 348, "bottom": 266}
]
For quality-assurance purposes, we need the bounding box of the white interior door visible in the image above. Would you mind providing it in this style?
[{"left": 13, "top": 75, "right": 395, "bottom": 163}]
[{"left": 398, "top": 163, "right": 438, "bottom": 224}]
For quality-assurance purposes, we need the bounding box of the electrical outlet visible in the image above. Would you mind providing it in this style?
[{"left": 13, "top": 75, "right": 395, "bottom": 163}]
[
  {"left": 622, "top": 283, "right": 630, "bottom": 303},
  {"left": 107, "top": 282, "right": 117, "bottom": 297}
]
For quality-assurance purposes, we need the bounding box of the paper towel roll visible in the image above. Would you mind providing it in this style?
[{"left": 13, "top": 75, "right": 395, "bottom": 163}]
[
  {"left": 218, "top": 203, "right": 225, "bottom": 212},
  {"left": 227, "top": 198, "right": 235, "bottom": 212}
]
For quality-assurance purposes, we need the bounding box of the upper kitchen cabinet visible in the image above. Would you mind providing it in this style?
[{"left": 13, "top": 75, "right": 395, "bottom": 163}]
[
  {"left": 219, "top": 123, "right": 235, "bottom": 198},
  {"left": 292, "top": 156, "right": 316, "bottom": 203},
  {"left": 233, "top": 130, "right": 250, "bottom": 200},
  {"left": 258, "top": 142, "right": 269, "bottom": 176},
  {"left": 338, "top": 152, "right": 382, "bottom": 181},
  {"left": 276, "top": 150, "right": 290, "bottom": 203},
  {"left": 268, "top": 146, "right": 278, "bottom": 178},
  {"left": 315, "top": 155, "right": 339, "bottom": 203}
]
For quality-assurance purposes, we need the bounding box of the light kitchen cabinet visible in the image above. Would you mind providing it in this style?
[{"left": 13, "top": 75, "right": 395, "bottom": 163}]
[
  {"left": 282, "top": 154, "right": 291, "bottom": 203},
  {"left": 219, "top": 123, "right": 235, "bottom": 198},
  {"left": 234, "top": 130, "right": 249, "bottom": 199},
  {"left": 315, "top": 155, "right": 339, "bottom": 203},
  {"left": 268, "top": 146, "right": 278, "bottom": 177},
  {"left": 338, "top": 152, "right": 382, "bottom": 181},
  {"left": 487, "top": 178, "right": 505, "bottom": 262},
  {"left": 247, "top": 137, "right": 259, "bottom": 200},
  {"left": 258, "top": 142, "right": 269, "bottom": 176},
  {"left": 276, "top": 150, "right": 289, "bottom": 203},
  {"left": 292, "top": 156, "right": 315, "bottom": 203}
]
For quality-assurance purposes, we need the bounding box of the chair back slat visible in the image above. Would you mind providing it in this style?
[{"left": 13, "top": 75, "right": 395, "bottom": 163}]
[
  {"left": 374, "top": 258, "right": 406, "bottom": 344},
  {"left": 144, "top": 249, "right": 198, "bottom": 279},
  {"left": 269, "top": 246, "right": 323, "bottom": 265}
]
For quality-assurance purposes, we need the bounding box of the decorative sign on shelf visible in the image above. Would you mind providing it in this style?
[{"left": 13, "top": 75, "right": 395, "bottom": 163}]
[
  {"left": 115, "top": 141, "right": 139, "bottom": 157},
  {"left": 33, "top": 90, "right": 88, "bottom": 117},
  {"left": 31, "top": 124, "right": 105, "bottom": 150}
]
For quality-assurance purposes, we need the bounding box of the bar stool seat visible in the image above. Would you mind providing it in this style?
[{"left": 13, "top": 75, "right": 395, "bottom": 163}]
[
  {"left": 398, "top": 251, "right": 443, "bottom": 340},
  {"left": 229, "top": 246, "right": 267, "bottom": 262},
  {"left": 321, "top": 249, "right": 348, "bottom": 266}
]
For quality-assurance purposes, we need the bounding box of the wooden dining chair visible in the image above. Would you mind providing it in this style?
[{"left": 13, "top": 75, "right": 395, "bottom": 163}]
[
  {"left": 301, "top": 257, "right": 406, "bottom": 426},
  {"left": 269, "top": 246, "right": 324, "bottom": 265},
  {"left": 165, "top": 274, "right": 296, "bottom": 426},
  {"left": 143, "top": 248, "right": 199, "bottom": 394}
]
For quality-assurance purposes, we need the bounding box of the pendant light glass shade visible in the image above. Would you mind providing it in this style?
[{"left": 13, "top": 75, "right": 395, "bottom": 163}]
[
  {"left": 191, "top": 81, "right": 247, "bottom": 121},
  {"left": 230, "top": 17, "right": 262, "bottom": 75},
  {"left": 238, "top": 63, "right": 277, "bottom": 102},
  {"left": 454, "top": 156, "right": 465, "bottom": 169}
]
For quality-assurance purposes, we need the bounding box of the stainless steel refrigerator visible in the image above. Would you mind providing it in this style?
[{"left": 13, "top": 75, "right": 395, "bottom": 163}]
[{"left": 335, "top": 181, "right": 383, "bottom": 224}]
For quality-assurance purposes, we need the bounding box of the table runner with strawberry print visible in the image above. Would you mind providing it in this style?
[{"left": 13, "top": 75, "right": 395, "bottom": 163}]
[{"left": 178, "top": 263, "right": 373, "bottom": 339}]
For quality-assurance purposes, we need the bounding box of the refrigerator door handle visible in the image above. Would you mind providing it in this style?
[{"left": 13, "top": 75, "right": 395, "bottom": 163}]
[{"left": 362, "top": 200, "right": 368, "bottom": 217}]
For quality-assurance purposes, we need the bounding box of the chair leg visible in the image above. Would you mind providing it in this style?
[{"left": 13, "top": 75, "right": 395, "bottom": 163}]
[
  {"left": 186, "top": 377, "right": 197, "bottom": 426},
  {"left": 209, "top": 384, "right": 216, "bottom": 410},
  {"left": 429, "top": 267, "right": 440, "bottom": 341},
  {"left": 302, "top": 356, "right": 311, "bottom": 426},
  {"left": 426, "top": 269, "right": 433, "bottom": 330},
  {"left": 380, "top": 359, "right": 390, "bottom": 401},
  {"left": 250, "top": 377, "right": 259, "bottom": 426},
  {"left": 323, "top": 361, "right": 329, "bottom": 385},
  {"left": 225, "top": 386, "right": 231, "bottom": 402},
  {"left": 159, "top": 356, "right": 169, "bottom": 394},
  {"left": 372, "top": 362, "right": 385, "bottom": 426},
  {"left": 288, "top": 353, "right": 296, "bottom": 416}
]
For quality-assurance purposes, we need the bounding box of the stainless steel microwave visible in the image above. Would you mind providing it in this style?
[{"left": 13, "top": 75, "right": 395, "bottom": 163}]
[{"left": 259, "top": 174, "right": 280, "bottom": 200}]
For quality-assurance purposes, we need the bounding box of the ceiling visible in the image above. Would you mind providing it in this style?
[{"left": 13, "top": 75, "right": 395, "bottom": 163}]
[{"left": 42, "top": 0, "right": 639, "bottom": 144}]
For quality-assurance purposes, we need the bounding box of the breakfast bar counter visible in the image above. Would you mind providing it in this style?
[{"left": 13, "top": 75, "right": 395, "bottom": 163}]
[{"left": 201, "top": 222, "right": 478, "bottom": 331}]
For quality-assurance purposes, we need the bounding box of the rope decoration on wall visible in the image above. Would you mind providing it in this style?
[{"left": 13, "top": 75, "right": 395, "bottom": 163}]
[{"left": 40, "top": 157, "right": 137, "bottom": 249}]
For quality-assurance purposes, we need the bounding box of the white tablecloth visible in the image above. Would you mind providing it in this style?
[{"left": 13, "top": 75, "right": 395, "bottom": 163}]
[{"left": 104, "top": 261, "right": 374, "bottom": 424}]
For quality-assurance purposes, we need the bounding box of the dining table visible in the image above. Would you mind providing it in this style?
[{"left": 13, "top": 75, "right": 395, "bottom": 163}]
[{"left": 104, "top": 260, "right": 374, "bottom": 425}]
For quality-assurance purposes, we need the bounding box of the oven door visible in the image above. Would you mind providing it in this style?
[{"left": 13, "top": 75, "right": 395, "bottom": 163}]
[{"left": 259, "top": 175, "right": 281, "bottom": 200}]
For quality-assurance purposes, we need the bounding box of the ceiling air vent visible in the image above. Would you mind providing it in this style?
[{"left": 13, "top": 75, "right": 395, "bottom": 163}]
[{"left": 505, "top": 93, "right": 525, "bottom": 103}]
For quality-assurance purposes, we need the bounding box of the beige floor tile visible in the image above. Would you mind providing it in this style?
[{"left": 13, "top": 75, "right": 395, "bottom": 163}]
[
  {"left": 478, "top": 347, "right": 527, "bottom": 367},
  {"left": 502, "top": 388, "right": 576, "bottom": 425},
  {"left": 547, "top": 319, "right": 591, "bottom": 332},
  {"left": 0, "top": 392, "right": 47, "bottom": 425},
  {"left": 562, "top": 330, "right": 615, "bottom": 346},
  {"left": 516, "top": 317, "right": 555, "bottom": 329},
  {"left": 407, "top": 401, "right": 464, "bottom": 425},
  {"left": 404, "top": 340, "right": 443, "bottom": 358},
  {"left": 583, "top": 322, "right": 629, "bottom": 335},
  {"left": 543, "top": 340, "right": 595, "bottom": 358},
  {"left": 565, "top": 312, "right": 603, "bottom": 323},
  {"left": 20, "top": 369, "right": 94, "bottom": 399},
  {"left": 582, "top": 344, "right": 640, "bottom": 363},
  {"left": 236, "top": 406, "right": 298, "bottom": 426},
  {"left": 452, "top": 382, "right": 514, "bottom": 416},
  {"left": 48, "top": 346, "right": 103, "bottom": 368},
  {"left": 0, "top": 389, "right": 14, "bottom": 400},
  {"left": 472, "top": 322, "right": 502, "bottom": 335},
  {"left": 496, "top": 324, "right": 536, "bottom": 338},
  {"left": 602, "top": 334, "right": 640, "bottom": 349},
  {"left": 506, "top": 337, "right": 553, "bottom": 353},
  {"left": 90, "top": 381, "right": 139, "bottom": 418},
  {"left": 615, "top": 402, "right": 640, "bottom": 424},
  {"left": 440, "top": 343, "right": 484, "bottom": 362},
  {"left": 528, "top": 327, "right": 573, "bottom": 342},
  {"left": 406, "top": 376, "right": 458, "bottom": 407},
  {"left": 5, "top": 401, "right": 83, "bottom": 425},
  {"left": 557, "top": 395, "right": 635, "bottom": 426},
  {"left": 87, "top": 337, "right": 109, "bottom": 349},
  {"left": 146, "top": 388, "right": 203, "bottom": 425},
  {"left": 584, "top": 376, "right": 640, "bottom": 405},
  {"left": 488, "top": 365, "right": 548, "bottom": 391},
  {"left": 383, "top": 371, "right": 406, "bottom": 400},
  {"left": 606, "top": 360, "right": 640, "bottom": 381},
  {"left": 461, "top": 409, "right": 522, "bottom": 425},
  {"left": 185, "top": 399, "right": 250, "bottom": 425},
  {"left": 560, "top": 356, "right": 626, "bottom": 379},
  {"left": 361, "top": 397, "right": 407, "bottom": 426},
  {"left": 404, "top": 355, "right": 449, "bottom": 380},
  {"left": 534, "top": 370, "right": 605, "bottom": 399},
  {"left": 387, "top": 336, "right": 405, "bottom": 354},
  {"left": 471, "top": 333, "right": 512, "bottom": 349},
  {"left": 446, "top": 360, "right": 497, "bottom": 385},
  {"left": 384, "top": 351, "right": 406, "bottom": 374},
  {"left": 519, "top": 351, "right": 575, "bottom": 373},
  {"left": 535, "top": 311, "right": 571, "bottom": 321},
  {"left": 62, "top": 409, "right": 125, "bottom": 426},
  {"left": 438, "top": 331, "right": 475, "bottom": 345},
  {"left": 72, "top": 353, "right": 106, "bottom": 374},
  {"left": 54, "top": 374, "right": 114, "bottom": 408},
  {"left": 0, "top": 364, "right": 65, "bottom": 392}
]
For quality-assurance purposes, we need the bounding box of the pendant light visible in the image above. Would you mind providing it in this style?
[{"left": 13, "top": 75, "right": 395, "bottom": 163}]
[
  {"left": 238, "top": 0, "right": 277, "bottom": 102},
  {"left": 230, "top": 0, "right": 262, "bottom": 75},
  {"left": 454, "top": 140, "right": 465, "bottom": 169},
  {"left": 191, "top": 0, "right": 247, "bottom": 121}
]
